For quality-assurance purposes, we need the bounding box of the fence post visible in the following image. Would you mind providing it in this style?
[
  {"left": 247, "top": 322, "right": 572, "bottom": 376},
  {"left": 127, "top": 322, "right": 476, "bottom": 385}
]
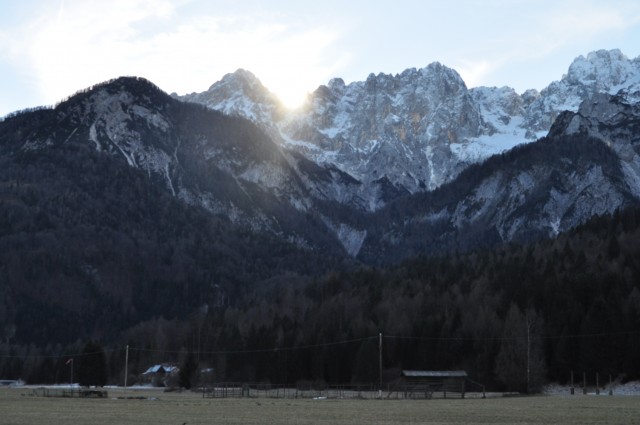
[
  {"left": 609, "top": 375, "right": 613, "bottom": 396},
  {"left": 570, "top": 371, "right": 574, "bottom": 395},
  {"left": 379, "top": 332, "right": 383, "bottom": 399}
]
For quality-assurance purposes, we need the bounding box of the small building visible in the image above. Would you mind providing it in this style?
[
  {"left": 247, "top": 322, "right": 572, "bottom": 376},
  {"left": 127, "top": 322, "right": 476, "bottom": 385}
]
[
  {"left": 394, "top": 370, "right": 468, "bottom": 399},
  {"left": 141, "top": 364, "right": 179, "bottom": 387}
]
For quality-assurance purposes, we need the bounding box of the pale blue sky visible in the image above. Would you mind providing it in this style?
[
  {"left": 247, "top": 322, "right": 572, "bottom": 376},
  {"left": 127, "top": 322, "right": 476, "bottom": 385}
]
[{"left": 1, "top": 0, "right": 640, "bottom": 116}]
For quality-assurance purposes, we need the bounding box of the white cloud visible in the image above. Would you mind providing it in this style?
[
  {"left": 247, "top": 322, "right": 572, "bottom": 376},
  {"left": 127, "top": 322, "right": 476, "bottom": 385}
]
[
  {"left": 446, "top": 1, "right": 640, "bottom": 90},
  {"left": 454, "top": 59, "right": 501, "bottom": 89},
  {"left": 545, "top": 4, "right": 633, "bottom": 37},
  {"left": 26, "top": 0, "right": 178, "bottom": 100},
  {"left": 144, "top": 15, "right": 347, "bottom": 106},
  {"left": 7, "top": 0, "right": 346, "bottom": 108},
  {"left": 2, "top": 0, "right": 640, "bottom": 114},
  {"left": 527, "top": 4, "right": 633, "bottom": 57}
]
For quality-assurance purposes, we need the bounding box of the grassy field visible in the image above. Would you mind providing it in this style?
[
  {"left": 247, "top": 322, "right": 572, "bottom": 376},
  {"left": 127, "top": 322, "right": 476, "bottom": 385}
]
[{"left": 1, "top": 387, "right": 639, "bottom": 425}]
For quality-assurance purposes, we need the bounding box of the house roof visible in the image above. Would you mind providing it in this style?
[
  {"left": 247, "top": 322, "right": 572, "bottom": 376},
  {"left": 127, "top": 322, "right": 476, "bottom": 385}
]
[
  {"left": 142, "top": 364, "right": 178, "bottom": 375},
  {"left": 402, "top": 370, "right": 467, "bottom": 378}
]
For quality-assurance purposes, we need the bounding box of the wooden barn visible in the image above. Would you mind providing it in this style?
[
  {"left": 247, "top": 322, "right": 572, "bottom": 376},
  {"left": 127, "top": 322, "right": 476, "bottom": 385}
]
[{"left": 391, "top": 370, "right": 468, "bottom": 399}]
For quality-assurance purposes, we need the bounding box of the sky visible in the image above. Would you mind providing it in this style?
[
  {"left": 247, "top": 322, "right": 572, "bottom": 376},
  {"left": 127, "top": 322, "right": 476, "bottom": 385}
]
[{"left": 1, "top": 0, "right": 640, "bottom": 116}]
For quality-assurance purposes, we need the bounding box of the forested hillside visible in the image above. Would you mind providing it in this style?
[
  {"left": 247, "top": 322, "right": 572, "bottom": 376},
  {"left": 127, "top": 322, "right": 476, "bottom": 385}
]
[
  {"left": 0, "top": 124, "right": 341, "bottom": 345},
  {"left": 3, "top": 205, "right": 639, "bottom": 391}
]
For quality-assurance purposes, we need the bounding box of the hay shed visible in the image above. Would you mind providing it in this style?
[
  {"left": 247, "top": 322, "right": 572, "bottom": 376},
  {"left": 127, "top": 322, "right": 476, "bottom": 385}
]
[{"left": 395, "top": 370, "right": 468, "bottom": 399}]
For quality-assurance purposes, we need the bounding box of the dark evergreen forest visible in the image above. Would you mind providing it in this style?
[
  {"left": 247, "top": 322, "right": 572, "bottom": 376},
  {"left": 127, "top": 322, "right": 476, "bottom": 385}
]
[{"left": 2, "top": 205, "right": 639, "bottom": 392}]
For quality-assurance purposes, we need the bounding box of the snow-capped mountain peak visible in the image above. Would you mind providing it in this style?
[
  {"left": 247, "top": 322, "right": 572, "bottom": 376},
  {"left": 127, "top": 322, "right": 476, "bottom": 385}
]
[
  {"left": 565, "top": 49, "right": 638, "bottom": 90},
  {"left": 180, "top": 49, "right": 640, "bottom": 210},
  {"left": 179, "top": 69, "right": 283, "bottom": 123}
]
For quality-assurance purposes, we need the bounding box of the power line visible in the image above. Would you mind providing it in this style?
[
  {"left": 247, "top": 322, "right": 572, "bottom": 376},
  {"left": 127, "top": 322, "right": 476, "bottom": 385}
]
[
  {"left": 128, "top": 335, "right": 377, "bottom": 355},
  {"left": 0, "top": 348, "right": 120, "bottom": 360},
  {"left": 1, "top": 328, "right": 638, "bottom": 360},
  {"left": 384, "top": 329, "right": 640, "bottom": 342},
  {"left": 0, "top": 337, "right": 375, "bottom": 360}
]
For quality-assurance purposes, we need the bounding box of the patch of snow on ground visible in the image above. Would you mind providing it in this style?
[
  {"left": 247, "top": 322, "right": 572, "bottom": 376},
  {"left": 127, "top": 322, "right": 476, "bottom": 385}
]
[
  {"left": 544, "top": 381, "right": 640, "bottom": 396},
  {"left": 281, "top": 135, "right": 321, "bottom": 151},
  {"left": 319, "top": 125, "right": 341, "bottom": 138},
  {"left": 549, "top": 217, "right": 561, "bottom": 236},
  {"left": 89, "top": 122, "right": 100, "bottom": 150}
]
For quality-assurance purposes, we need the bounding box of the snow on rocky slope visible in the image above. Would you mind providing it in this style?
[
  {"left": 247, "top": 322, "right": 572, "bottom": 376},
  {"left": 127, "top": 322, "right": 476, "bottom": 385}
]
[{"left": 178, "top": 49, "right": 640, "bottom": 210}]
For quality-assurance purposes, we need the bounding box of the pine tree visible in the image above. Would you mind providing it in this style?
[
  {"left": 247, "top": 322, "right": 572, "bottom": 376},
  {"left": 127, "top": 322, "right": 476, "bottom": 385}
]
[
  {"left": 494, "top": 304, "right": 546, "bottom": 393},
  {"left": 179, "top": 351, "right": 198, "bottom": 389},
  {"left": 76, "top": 341, "right": 107, "bottom": 387}
]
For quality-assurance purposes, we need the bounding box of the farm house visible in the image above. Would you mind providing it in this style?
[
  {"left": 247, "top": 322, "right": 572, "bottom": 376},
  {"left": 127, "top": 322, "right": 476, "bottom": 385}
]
[{"left": 141, "top": 364, "right": 179, "bottom": 387}]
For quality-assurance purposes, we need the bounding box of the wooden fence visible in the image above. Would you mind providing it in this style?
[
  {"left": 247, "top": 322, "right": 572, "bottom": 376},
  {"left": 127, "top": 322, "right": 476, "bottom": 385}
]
[
  {"left": 203, "top": 383, "right": 379, "bottom": 399},
  {"left": 31, "top": 388, "right": 108, "bottom": 398}
]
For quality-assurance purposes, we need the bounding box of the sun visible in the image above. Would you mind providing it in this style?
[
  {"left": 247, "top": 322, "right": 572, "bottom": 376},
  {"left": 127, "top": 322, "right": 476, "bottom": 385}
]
[
  {"left": 275, "top": 89, "right": 309, "bottom": 110},
  {"left": 261, "top": 74, "right": 314, "bottom": 110},
  {"left": 268, "top": 82, "right": 310, "bottom": 110}
]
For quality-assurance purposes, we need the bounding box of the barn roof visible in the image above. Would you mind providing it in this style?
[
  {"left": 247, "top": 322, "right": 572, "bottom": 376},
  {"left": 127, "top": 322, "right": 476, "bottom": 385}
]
[{"left": 402, "top": 370, "right": 467, "bottom": 378}]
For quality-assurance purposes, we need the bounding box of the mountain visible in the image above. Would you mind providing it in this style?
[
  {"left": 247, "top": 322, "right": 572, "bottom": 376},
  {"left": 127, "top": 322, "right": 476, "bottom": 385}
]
[
  {"left": 179, "top": 49, "right": 640, "bottom": 210},
  {"left": 2, "top": 51, "right": 640, "bottom": 345},
  {"left": 16, "top": 78, "right": 376, "bottom": 253}
]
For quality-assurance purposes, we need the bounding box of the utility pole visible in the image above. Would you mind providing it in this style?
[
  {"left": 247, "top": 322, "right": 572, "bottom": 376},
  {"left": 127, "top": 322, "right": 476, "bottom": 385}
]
[
  {"left": 65, "top": 358, "right": 74, "bottom": 385},
  {"left": 124, "top": 345, "right": 129, "bottom": 398},
  {"left": 379, "top": 333, "right": 383, "bottom": 399},
  {"left": 526, "top": 314, "right": 531, "bottom": 394}
]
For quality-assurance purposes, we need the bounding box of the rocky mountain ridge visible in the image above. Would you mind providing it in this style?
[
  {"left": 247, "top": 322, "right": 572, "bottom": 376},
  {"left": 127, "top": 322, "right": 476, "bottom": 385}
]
[
  {"left": 179, "top": 49, "right": 640, "bottom": 210},
  {"left": 2, "top": 50, "right": 640, "bottom": 263}
]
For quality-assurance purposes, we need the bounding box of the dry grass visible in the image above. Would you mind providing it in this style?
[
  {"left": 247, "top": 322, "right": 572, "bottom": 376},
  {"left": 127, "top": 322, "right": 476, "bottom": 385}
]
[{"left": 1, "top": 387, "right": 639, "bottom": 425}]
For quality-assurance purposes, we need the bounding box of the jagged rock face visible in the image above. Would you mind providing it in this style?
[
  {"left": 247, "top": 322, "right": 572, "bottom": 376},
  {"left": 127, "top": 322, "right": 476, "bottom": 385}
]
[
  {"left": 281, "top": 63, "right": 486, "bottom": 193},
  {"left": 179, "top": 69, "right": 286, "bottom": 147},
  {"left": 178, "top": 64, "right": 494, "bottom": 208},
  {"left": 464, "top": 93, "right": 640, "bottom": 240},
  {"left": 180, "top": 69, "right": 283, "bottom": 121},
  {"left": 178, "top": 70, "right": 398, "bottom": 211},
  {"left": 71, "top": 79, "right": 312, "bottom": 224},
  {"left": 549, "top": 92, "right": 640, "bottom": 197},
  {"left": 179, "top": 50, "right": 640, "bottom": 211},
  {"left": 356, "top": 91, "right": 640, "bottom": 263}
]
